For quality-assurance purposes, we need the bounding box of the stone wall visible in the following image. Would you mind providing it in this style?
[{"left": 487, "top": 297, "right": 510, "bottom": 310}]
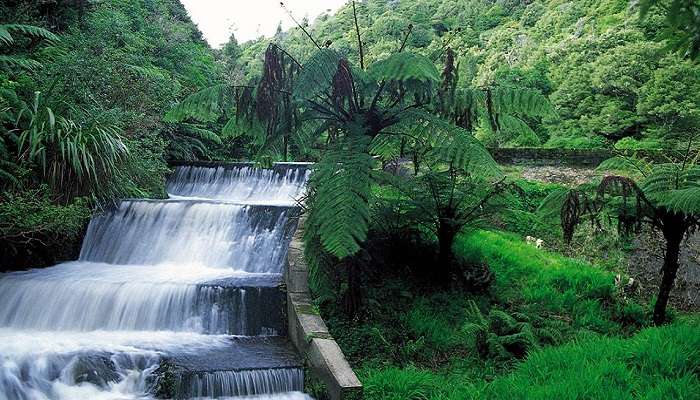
[
  {"left": 285, "top": 217, "right": 363, "bottom": 400},
  {"left": 489, "top": 148, "right": 671, "bottom": 167}
]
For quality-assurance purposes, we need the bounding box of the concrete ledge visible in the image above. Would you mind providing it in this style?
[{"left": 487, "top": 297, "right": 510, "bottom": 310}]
[
  {"left": 286, "top": 218, "right": 363, "bottom": 399},
  {"left": 488, "top": 148, "right": 675, "bottom": 167}
]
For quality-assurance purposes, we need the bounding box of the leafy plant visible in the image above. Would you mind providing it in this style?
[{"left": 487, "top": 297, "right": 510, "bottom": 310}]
[
  {"left": 639, "top": 0, "right": 700, "bottom": 60},
  {"left": 540, "top": 151, "right": 700, "bottom": 324},
  {"left": 0, "top": 23, "right": 58, "bottom": 70},
  {"left": 14, "top": 91, "right": 127, "bottom": 200}
]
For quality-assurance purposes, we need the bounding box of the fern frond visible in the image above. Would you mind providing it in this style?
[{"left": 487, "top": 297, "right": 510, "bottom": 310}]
[
  {"left": 658, "top": 187, "right": 700, "bottom": 214},
  {"left": 536, "top": 187, "right": 570, "bottom": 221},
  {"left": 126, "top": 64, "right": 168, "bottom": 80},
  {"left": 165, "top": 84, "right": 234, "bottom": 123},
  {"left": 642, "top": 164, "right": 682, "bottom": 195},
  {"left": 293, "top": 49, "right": 342, "bottom": 100},
  {"left": 180, "top": 123, "right": 222, "bottom": 144},
  {"left": 398, "top": 111, "right": 500, "bottom": 176},
  {"left": 597, "top": 156, "right": 653, "bottom": 177},
  {"left": 0, "top": 55, "right": 42, "bottom": 70},
  {"left": 368, "top": 52, "right": 440, "bottom": 85},
  {"left": 1, "top": 24, "right": 59, "bottom": 44},
  {"left": 369, "top": 133, "right": 402, "bottom": 162},
  {"left": 492, "top": 87, "right": 555, "bottom": 118},
  {"left": 497, "top": 114, "right": 538, "bottom": 142},
  {"left": 306, "top": 135, "right": 373, "bottom": 258}
]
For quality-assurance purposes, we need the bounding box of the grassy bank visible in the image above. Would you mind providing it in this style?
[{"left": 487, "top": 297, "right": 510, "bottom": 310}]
[{"left": 316, "top": 229, "right": 698, "bottom": 399}]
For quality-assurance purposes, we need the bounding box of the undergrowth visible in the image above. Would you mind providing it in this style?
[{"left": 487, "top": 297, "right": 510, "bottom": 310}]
[{"left": 315, "top": 228, "right": 696, "bottom": 399}]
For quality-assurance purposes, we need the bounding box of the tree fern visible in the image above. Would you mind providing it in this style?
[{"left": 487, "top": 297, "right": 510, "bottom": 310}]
[
  {"left": 0, "top": 24, "right": 59, "bottom": 46},
  {"left": 306, "top": 135, "right": 373, "bottom": 258},
  {"left": 293, "top": 49, "right": 342, "bottom": 100}
]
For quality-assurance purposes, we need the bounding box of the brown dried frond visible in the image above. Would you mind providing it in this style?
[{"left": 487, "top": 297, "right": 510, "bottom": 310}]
[
  {"left": 332, "top": 58, "right": 355, "bottom": 108},
  {"left": 561, "top": 190, "right": 598, "bottom": 243},
  {"left": 485, "top": 88, "right": 499, "bottom": 132},
  {"left": 235, "top": 86, "right": 255, "bottom": 123},
  {"left": 597, "top": 175, "right": 647, "bottom": 236},
  {"left": 256, "top": 45, "right": 283, "bottom": 123},
  {"left": 441, "top": 47, "right": 456, "bottom": 94}
]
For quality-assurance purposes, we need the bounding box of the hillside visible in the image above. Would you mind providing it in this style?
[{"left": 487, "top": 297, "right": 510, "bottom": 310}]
[
  {"left": 0, "top": 0, "right": 222, "bottom": 270},
  {"left": 233, "top": 0, "right": 699, "bottom": 149}
]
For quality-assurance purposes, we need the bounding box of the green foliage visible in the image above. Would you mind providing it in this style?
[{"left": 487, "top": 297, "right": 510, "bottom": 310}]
[
  {"left": 293, "top": 49, "right": 342, "bottom": 100},
  {"left": 640, "top": 0, "right": 700, "bottom": 60},
  {"left": 0, "top": 0, "right": 220, "bottom": 266},
  {"left": 0, "top": 185, "right": 91, "bottom": 269},
  {"left": 484, "top": 318, "right": 700, "bottom": 399},
  {"left": 368, "top": 52, "right": 441, "bottom": 85},
  {"left": 0, "top": 186, "right": 90, "bottom": 242},
  {"left": 0, "top": 24, "right": 58, "bottom": 45},
  {"left": 231, "top": 0, "right": 700, "bottom": 149},
  {"left": 15, "top": 91, "right": 128, "bottom": 199},
  {"left": 305, "top": 135, "right": 373, "bottom": 258}
]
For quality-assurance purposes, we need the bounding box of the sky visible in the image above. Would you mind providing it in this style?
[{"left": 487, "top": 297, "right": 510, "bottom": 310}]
[{"left": 180, "top": 0, "right": 347, "bottom": 48}]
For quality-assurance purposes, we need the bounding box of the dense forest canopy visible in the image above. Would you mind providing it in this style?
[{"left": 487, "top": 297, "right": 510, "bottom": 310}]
[
  {"left": 233, "top": 0, "right": 699, "bottom": 150},
  {"left": 0, "top": 0, "right": 225, "bottom": 269},
  {"left": 1, "top": 0, "right": 697, "bottom": 270}
]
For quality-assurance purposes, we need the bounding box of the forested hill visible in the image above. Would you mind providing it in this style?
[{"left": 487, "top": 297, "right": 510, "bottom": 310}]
[
  {"left": 0, "top": 0, "right": 223, "bottom": 270},
  {"left": 233, "top": 0, "right": 700, "bottom": 150}
]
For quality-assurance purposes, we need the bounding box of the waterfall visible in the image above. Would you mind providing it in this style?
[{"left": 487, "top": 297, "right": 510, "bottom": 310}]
[{"left": 0, "top": 163, "right": 312, "bottom": 400}]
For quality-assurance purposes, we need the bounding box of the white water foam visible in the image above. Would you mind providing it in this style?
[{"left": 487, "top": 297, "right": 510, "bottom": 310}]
[
  {"left": 0, "top": 164, "right": 309, "bottom": 399},
  {"left": 80, "top": 200, "right": 292, "bottom": 272},
  {"left": 167, "top": 165, "right": 309, "bottom": 206}
]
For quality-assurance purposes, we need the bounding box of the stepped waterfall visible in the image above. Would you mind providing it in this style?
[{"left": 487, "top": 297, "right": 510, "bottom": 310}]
[{"left": 0, "top": 164, "right": 312, "bottom": 400}]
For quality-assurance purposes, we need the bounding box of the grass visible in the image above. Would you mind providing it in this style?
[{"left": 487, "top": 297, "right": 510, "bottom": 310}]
[
  {"left": 316, "top": 227, "right": 699, "bottom": 399},
  {"left": 359, "top": 317, "right": 700, "bottom": 400}
]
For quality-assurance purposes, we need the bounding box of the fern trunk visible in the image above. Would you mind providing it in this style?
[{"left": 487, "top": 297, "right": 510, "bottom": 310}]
[
  {"left": 437, "top": 222, "right": 457, "bottom": 286},
  {"left": 653, "top": 214, "right": 686, "bottom": 325}
]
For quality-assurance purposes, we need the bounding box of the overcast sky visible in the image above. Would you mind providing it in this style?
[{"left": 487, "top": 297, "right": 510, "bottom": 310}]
[{"left": 180, "top": 0, "right": 347, "bottom": 48}]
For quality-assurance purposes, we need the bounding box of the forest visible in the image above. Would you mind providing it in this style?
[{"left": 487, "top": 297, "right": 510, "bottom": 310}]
[{"left": 0, "top": 0, "right": 699, "bottom": 399}]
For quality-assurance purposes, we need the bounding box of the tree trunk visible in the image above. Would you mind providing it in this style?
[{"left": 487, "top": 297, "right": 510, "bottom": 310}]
[
  {"left": 437, "top": 222, "right": 457, "bottom": 286},
  {"left": 344, "top": 262, "right": 361, "bottom": 317},
  {"left": 282, "top": 135, "right": 289, "bottom": 162},
  {"left": 653, "top": 221, "right": 685, "bottom": 325}
]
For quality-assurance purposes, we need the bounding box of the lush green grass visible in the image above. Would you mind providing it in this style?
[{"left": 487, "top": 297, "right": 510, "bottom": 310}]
[
  {"left": 360, "top": 317, "right": 700, "bottom": 400},
  {"left": 319, "top": 228, "right": 697, "bottom": 399},
  {"left": 456, "top": 230, "right": 637, "bottom": 334}
]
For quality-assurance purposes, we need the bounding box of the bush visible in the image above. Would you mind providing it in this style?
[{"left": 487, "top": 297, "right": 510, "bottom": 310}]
[{"left": 0, "top": 186, "right": 91, "bottom": 270}]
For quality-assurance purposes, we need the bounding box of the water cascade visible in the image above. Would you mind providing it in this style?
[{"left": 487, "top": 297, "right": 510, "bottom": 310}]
[{"left": 0, "top": 163, "right": 312, "bottom": 400}]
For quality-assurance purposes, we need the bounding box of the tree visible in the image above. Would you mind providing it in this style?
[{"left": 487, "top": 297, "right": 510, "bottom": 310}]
[
  {"left": 639, "top": 0, "right": 700, "bottom": 60},
  {"left": 167, "top": 3, "right": 552, "bottom": 265},
  {"left": 381, "top": 168, "right": 518, "bottom": 285},
  {"left": 543, "top": 151, "right": 700, "bottom": 325}
]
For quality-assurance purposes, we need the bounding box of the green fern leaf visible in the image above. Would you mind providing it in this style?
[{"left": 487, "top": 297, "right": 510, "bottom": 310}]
[
  {"left": 658, "top": 187, "right": 700, "bottom": 214},
  {"left": 307, "top": 135, "right": 373, "bottom": 258},
  {"left": 165, "top": 84, "right": 233, "bottom": 122},
  {"left": 293, "top": 49, "right": 342, "bottom": 100},
  {"left": 2, "top": 24, "right": 59, "bottom": 43},
  {"left": 368, "top": 52, "right": 440, "bottom": 85},
  {"left": 0, "top": 55, "right": 42, "bottom": 70}
]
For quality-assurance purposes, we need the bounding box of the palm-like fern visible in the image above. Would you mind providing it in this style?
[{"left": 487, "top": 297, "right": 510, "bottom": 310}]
[
  {"left": 167, "top": 30, "right": 550, "bottom": 260},
  {"left": 540, "top": 150, "right": 700, "bottom": 325},
  {"left": 0, "top": 24, "right": 58, "bottom": 71}
]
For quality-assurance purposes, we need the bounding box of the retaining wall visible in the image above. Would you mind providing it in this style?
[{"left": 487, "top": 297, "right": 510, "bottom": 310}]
[
  {"left": 489, "top": 148, "right": 673, "bottom": 167},
  {"left": 286, "top": 217, "right": 363, "bottom": 400}
]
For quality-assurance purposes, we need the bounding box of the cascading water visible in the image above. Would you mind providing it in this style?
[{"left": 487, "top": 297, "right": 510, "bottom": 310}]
[{"left": 0, "top": 163, "right": 312, "bottom": 400}]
